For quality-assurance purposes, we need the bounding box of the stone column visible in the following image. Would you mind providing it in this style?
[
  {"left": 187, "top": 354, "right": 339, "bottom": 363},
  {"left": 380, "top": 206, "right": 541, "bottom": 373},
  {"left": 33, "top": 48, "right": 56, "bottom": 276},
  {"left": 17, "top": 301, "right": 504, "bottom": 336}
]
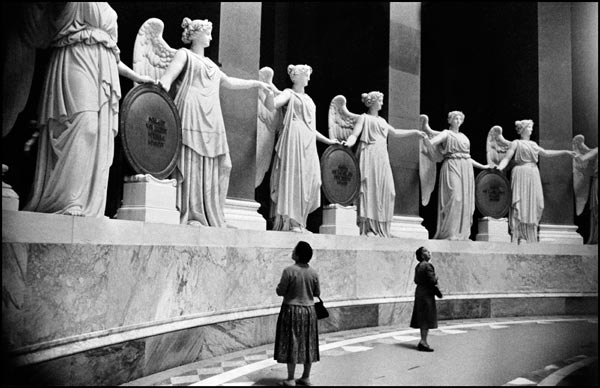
[
  {"left": 537, "top": 2, "right": 583, "bottom": 244},
  {"left": 387, "top": 3, "right": 428, "bottom": 239},
  {"left": 219, "top": 2, "right": 266, "bottom": 230}
]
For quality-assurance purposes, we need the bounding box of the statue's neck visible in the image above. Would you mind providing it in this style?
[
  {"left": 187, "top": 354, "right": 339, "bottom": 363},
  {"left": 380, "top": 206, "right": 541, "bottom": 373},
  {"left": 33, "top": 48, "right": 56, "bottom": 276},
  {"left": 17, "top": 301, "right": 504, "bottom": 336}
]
[{"left": 190, "top": 42, "right": 205, "bottom": 57}]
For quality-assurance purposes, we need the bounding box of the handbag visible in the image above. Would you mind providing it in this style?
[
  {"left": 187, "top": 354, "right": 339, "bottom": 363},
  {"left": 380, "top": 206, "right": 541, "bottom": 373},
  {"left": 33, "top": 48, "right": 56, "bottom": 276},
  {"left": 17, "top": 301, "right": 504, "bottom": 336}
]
[
  {"left": 434, "top": 285, "right": 443, "bottom": 299},
  {"left": 315, "top": 296, "right": 329, "bottom": 319}
]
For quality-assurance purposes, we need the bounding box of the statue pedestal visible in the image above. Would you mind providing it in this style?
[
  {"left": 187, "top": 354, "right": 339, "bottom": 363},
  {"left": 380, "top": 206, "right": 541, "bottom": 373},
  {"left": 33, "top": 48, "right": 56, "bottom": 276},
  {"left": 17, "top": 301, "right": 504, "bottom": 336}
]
[
  {"left": 224, "top": 198, "right": 266, "bottom": 230},
  {"left": 390, "top": 215, "right": 429, "bottom": 240},
  {"left": 538, "top": 224, "right": 584, "bottom": 245},
  {"left": 2, "top": 164, "right": 19, "bottom": 211},
  {"left": 319, "top": 204, "right": 359, "bottom": 236},
  {"left": 116, "top": 174, "right": 179, "bottom": 224},
  {"left": 476, "top": 217, "right": 511, "bottom": 242}
]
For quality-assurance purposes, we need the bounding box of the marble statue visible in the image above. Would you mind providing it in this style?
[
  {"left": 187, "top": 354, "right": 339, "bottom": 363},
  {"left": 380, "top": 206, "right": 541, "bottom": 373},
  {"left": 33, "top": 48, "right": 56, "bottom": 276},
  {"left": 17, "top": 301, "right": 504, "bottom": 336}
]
[
  {"left": 496, "top": 120, "right": 576, "bottom": 243},
  {"left": 572, "top": 135, "right": 598, "bottom": 244},
  {"left": 486, "top": 125, "right": 513, "bottom": 168},
  {"left": 134, "top": 17, "right": 271, "bottom": 227},
  {"left": 255, "top": 67, "right": 282, "bottom": 188},
  {"left": 420, "top": 111, "right": 490, "bottom": 240},
  {"left": 264, "top": 64, "right": 339, "bottom": 233},
  {"left": 23, "top": 2, "right": 154, "bottom": 217},
  {"left": 330, "top": 92, "right": 426, "bottom": 237}
]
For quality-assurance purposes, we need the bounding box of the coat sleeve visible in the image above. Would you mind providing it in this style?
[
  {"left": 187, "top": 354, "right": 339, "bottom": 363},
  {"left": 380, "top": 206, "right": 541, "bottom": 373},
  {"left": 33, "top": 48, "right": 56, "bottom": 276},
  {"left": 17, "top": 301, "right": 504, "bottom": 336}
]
[
  {"left": 276, "top": 268, "right": 289, "bottom": 296},
  {"left": 313, "top": 271, "right": 321, "bottom": 298}
]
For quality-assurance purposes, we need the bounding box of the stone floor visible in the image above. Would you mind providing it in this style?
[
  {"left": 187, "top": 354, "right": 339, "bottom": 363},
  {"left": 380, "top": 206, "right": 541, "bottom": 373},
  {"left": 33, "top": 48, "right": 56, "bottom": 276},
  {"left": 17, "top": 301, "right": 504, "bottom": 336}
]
[{"left": 122, "top": 315, "right": 598, "bottom": 386}]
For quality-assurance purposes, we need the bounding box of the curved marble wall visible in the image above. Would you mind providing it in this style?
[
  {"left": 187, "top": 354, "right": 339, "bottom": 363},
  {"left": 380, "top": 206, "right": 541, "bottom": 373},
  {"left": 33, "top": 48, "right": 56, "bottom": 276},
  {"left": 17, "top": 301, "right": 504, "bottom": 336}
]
[{"left": 2, "top": 211, "right": 598, "bottom": 385}]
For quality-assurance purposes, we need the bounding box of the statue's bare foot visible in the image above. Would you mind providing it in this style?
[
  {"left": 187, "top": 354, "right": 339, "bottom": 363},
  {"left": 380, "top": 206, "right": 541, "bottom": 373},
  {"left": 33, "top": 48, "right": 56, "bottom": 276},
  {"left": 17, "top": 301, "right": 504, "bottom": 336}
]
[
  {"left": 366, "top": 231, "right": 376, "bottom": 237},
  {"left": 188, "top": 220, "right": 205, "bottom": 227},
  {"left": 64, "top": 207, "right": 84, "bottom": 216},
  {"left": 291, "top": 226, "right": 303, "bottom": 233}
]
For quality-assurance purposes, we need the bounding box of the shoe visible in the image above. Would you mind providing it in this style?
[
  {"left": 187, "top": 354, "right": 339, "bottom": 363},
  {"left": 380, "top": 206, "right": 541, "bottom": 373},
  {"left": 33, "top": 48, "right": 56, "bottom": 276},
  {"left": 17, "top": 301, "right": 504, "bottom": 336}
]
[
  {"left": 280, "top": 379, "right": 296, "bottom": 386},
  {"left": 417, "top": 343, "right": 434, "bottom": 352},
  {"left": 296, "top": 378, "right": 312, "bottom": 386}
]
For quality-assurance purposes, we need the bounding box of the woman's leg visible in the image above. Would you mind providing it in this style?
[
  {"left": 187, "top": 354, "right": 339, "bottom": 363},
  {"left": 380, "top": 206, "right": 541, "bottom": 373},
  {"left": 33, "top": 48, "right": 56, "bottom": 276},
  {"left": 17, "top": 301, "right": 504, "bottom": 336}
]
[
  {"left": 286, "top": 363, "right": 296, "bottom": 381},
  {"left": 420, "top": 327, "right": 429, "bottom": 346},
  {"left": 301, "top": 362, "right": 312, "bottom": 379}
]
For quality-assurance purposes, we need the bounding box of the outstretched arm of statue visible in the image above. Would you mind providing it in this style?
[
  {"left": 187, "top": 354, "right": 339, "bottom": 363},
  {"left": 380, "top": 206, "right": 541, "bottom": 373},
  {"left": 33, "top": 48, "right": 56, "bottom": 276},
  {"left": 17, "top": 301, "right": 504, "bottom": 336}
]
[
  {"left": 539, "top": 148, "right": 577, "bottom": 158},
  {"left": 389, "top": 126, "right": 427, "bottom": 139},
  {"left": 158, "top": 49, "right": 187, "bottom": 92},
  {"left": 221, "top": 73, "right": 272, "bottom": 93},
  {"left": 577, "top": 147, "right": 599, "bottom": 163},
  {"left": 118, "top": 62, "right": 155, "bottom": 84},
  {"left": 497, "top": 142, "right": 517, "bottom": 171},
  {"left": 470, "top": 159, "right": 491, "bottom": 170},
  {"left": 272, "top": 89, "right": 292, "bottom": 110},
  {"left": 424, "top": 130, "right": 448, "bottom": 148},
  {"left": 343, "top": 115, "right": 365, "bottom": 148},
  {"left": 316, "top": 130, "right": 340, "bottom": 146}
]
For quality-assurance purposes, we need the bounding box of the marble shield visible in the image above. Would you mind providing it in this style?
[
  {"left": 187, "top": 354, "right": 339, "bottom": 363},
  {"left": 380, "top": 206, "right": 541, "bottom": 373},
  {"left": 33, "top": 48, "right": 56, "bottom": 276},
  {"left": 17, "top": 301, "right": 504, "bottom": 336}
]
[
  {"left": 120, "top": 83, "right": 182, "bottom": 179},
  {"left": 475, "top": 169, "right": 511, "bottom": 218},
  {"left": 320, "top": 144, "right": 360, "bottom": 206}
]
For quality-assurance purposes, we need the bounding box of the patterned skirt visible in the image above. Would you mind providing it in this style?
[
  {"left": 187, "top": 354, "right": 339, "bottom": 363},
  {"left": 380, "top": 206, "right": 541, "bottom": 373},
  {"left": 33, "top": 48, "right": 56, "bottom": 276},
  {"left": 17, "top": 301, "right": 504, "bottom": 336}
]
[{"left": 274, "top": 304, "right": 320, "bottom": 364}]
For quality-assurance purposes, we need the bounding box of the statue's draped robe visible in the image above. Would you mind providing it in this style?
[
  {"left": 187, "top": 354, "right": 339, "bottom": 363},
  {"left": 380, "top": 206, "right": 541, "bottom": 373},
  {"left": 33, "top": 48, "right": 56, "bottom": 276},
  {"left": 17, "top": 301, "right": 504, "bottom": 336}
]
[
  {"left": 509, "top": 140, "right": 544, "bottom": 243},
  {"left": 433, "top": 130, "right": 474, "bottom": 240},
  {"left": 589, "top": 159, "right": 598, "bottom": 244},
  {"left": 355, "top": 114, "right": 395, "bottom": 237},
  {"left": 173, "top": 49, "right": 231, "bottom": 227},
  {"left": 270, "top": 90, "right": 321, "bottom": 230},
  {"left": 25, "top": 2, "right": 121, "bottom": 217}
]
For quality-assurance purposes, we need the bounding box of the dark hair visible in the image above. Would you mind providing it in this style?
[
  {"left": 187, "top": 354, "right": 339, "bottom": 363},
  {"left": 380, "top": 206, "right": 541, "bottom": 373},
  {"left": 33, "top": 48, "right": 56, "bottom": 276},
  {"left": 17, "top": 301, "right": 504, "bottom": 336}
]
[
  {"left": 294, "top": 241, "right": 313, "bottom": 264},
  {"left": 415, "top": 246, "right": 426, "bottom": 262}
]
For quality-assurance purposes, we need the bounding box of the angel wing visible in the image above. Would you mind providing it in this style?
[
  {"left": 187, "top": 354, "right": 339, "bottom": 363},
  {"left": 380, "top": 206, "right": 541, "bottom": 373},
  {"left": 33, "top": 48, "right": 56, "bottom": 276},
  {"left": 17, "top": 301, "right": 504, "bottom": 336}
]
[
  {"left": 133, "top": 18, "right": 177, "bottom": 85},
  {"left": 572, "top": 134, "right": 595, "bottom": 215},
  {"left": 418, "top": 114, "right": 444, "bottom": 206},
  {"left": 328, "top": 95, "right": 360, "bottom": 142},
  {"left": 255, "top": 67, "right": 283, "bottom": 188},
  {"left": 486, "top": 125, "right": 512, "bottom": 166}
]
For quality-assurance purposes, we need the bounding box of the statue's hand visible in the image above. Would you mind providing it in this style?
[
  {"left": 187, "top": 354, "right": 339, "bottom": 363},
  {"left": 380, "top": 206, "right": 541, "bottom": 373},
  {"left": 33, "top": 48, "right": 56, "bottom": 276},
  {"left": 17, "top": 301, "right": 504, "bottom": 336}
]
[{"left": 137, "top": 74, "right": 155, "bottom": 84}]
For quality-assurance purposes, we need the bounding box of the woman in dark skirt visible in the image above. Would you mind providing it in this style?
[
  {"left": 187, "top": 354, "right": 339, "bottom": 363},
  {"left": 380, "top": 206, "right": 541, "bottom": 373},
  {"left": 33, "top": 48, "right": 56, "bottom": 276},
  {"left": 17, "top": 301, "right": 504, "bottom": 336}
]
[
  {"left": 275, "top": 241, "right": 320, "bottom": 386},
  {"left": 410, "top": 246, "right": 442, "bottom": 352}
]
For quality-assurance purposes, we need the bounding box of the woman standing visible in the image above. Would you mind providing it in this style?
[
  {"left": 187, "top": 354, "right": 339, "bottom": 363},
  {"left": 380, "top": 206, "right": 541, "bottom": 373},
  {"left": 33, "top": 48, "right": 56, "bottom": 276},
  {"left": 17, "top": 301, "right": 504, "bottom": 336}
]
[
  {"left": 410, "top": 246, "right": 441, "bottom": 352},
  {"left": 343, "top": 91, "right": 425, "bottom": 237},
  {"left": 275, "top": 241, "right": 321, "bottom": 386},
  {"left": 497, "top": 119, "right": 575, "bottom": 243},
  {"left": 159, "top": 17, "right": 271, "bottom": 227},
  {"left": 24, "top": 2, "right": 154, "bottom": 217},
  {"left": 423, "top": 111, "right": 490, "bottom": 240},
  {"left": 268, "top": 65, "right": 339, "bottom": 233}
]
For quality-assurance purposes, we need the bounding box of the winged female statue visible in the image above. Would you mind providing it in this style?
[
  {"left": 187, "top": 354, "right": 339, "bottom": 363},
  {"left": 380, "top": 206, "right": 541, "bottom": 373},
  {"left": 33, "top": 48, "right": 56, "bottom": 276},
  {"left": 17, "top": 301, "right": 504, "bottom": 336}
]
[
  {"left": 418, "top": 111, "right": 490, "bottom": 240},
  {"left": 418, "top": 114, "right": 443, "bottom": 207},
  {"left": 333, "top": 92, "right": 425, "bottom": 237},
  {"left": 262, "top": 65, "right": 339, "bottom": 232},
  {"left": 134, "top": 17, "right": 271, "bottom": 227},
  {"left": 572, "top": 134, "right": 598, "bottom": 244},
  {"left": 255, "top": 66, "right": 282, "bottom": 188}
]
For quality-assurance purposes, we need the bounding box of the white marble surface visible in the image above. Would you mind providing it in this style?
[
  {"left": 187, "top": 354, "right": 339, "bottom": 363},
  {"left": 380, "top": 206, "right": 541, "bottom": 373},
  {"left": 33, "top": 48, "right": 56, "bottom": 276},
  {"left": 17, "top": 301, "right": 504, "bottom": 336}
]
[{"left": 2, "top": 211, "right": 597, "bottom": 360}]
